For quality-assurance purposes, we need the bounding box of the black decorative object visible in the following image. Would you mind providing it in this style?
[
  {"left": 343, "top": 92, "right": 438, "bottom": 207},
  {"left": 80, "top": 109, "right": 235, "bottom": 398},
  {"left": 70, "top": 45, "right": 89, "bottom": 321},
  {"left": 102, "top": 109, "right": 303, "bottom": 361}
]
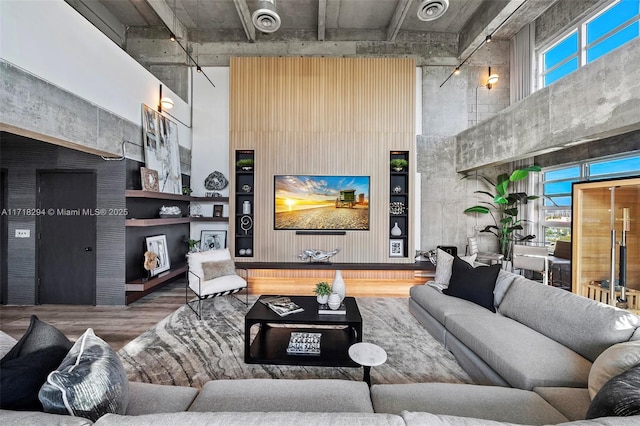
[{"left": 204, "top": 171, "right": 228, "bottom": 190}]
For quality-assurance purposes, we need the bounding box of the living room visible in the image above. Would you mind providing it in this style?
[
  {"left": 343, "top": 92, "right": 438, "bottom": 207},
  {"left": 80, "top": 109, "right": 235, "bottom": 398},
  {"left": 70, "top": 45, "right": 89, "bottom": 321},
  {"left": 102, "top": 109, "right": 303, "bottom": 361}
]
[{"left": 1, "top": 0, "right": 640, "bottom": 424}]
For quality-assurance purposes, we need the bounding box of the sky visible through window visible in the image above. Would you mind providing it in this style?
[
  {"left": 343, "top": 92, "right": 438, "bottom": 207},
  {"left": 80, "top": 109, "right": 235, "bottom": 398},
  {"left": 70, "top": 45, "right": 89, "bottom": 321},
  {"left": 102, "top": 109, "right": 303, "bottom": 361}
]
[{"left": 542, "top": 0, "right": 640, "bottom": 87}]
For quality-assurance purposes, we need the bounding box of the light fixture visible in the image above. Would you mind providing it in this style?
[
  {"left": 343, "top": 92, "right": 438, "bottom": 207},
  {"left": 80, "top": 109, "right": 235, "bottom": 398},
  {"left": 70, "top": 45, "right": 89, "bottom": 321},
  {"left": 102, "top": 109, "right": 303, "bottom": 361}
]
[
  {"left": 158, "top": 84, "right": 174, "bottom": 113},
  {"left": 453, "top": 66, "right": 461, "bottom": 75},
  {"left": 485, "top": 34, "right": 492, "bottom": 43},
  {"left": 169, "top": 32, "right": 176, "bottom": 42},
  {"left": 252, "top": 0, "right": 281, "bottom": 33},
  {"left": 417, "top": 0, "right": 449, "bottom": 22},
  {"left": 486, "top": 67, "right": 499, "bottom": 89},
  {"left": 196, "top": 65, "right": 202, "bottom": 73}
]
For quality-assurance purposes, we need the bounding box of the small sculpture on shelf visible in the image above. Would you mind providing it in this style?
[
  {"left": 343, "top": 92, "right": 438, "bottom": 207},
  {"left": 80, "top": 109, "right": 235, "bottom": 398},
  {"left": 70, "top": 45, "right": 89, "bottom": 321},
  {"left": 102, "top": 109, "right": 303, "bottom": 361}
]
[
  {"left": 159, "top": 205, "right": 181, "bottom": 218},
  {"left": 143, "top": 251, "right": 158, "bottom": 281},
  {"left": 299, "top": 248, "right": 340, "bottom": 263},
  {"left": 389, "top": 201, "right": 406, "bottom": 215}
]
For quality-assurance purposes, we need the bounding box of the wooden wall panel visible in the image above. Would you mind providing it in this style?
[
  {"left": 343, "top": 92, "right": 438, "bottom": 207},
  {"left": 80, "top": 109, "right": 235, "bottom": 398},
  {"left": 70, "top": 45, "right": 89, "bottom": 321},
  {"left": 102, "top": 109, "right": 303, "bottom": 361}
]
[{"left": 230, "top": 57, "right": 415, "bottom": 263}]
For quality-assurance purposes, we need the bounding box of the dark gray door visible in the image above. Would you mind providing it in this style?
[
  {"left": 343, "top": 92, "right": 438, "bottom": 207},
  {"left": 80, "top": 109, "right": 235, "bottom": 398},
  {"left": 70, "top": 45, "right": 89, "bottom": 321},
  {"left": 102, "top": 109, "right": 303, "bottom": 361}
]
[
  {"left": 37, "top": 171, "right": 96, "bottom": 305},
  {"left": 1, "top": 169, "right": 7, "bottom": 304}
]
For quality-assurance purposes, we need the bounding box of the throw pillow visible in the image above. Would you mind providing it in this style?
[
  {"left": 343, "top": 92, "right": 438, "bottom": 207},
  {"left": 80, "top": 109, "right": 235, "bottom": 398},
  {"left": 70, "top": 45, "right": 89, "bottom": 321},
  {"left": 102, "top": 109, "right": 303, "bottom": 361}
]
[
  {"left": 589, "top": 340, "right": 640, "bottom": 399},
  {"left": 431, "top": 249, "right": 477, "bottom": 291},
  {"left": 586, "top": 362, "right": 640, "bottom": 419},
  {"left": 202, "top": 259, "right": 237, "bottom": 281},
  {"left": 39, "top": 328, "right": 129, "bottom": 421},
  {"left": 443, "top": 257, "right": 501, "bottom": 312},
  {"left": 0, "top": 315, "right": 72, "bottom": 410},
  {"left": 0, "top": 330, "right": 17, "bottom": 359}
]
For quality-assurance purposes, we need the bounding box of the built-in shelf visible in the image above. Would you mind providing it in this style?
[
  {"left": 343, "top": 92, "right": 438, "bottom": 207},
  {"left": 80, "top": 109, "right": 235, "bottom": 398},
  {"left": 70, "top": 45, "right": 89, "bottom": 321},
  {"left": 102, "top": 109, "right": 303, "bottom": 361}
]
[
  {"left": 125, "top": 190, "right": 228, "bottom": 203},
  {"left": 125, "top": 264, "right": 188, "bottom": 292}
]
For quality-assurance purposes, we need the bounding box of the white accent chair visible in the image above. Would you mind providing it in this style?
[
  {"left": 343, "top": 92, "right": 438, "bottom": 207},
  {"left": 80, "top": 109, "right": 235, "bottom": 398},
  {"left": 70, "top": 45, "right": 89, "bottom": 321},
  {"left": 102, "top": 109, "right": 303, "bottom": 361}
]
[
  {"left": 186, "top": 249, "right": 248, "bottom": 319},
  {"left": 512, "top": 244, "right": 549, "bottom": 286},
  {"left": 466, "top": 237, "right": 504, "bottom": 266}
]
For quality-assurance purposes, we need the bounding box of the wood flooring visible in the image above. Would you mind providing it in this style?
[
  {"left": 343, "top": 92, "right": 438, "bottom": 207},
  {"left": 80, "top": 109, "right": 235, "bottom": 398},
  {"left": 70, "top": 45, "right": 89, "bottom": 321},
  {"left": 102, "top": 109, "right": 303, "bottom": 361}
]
[{"left": 0, "top": 281, "right": 186, "bottom": 351}]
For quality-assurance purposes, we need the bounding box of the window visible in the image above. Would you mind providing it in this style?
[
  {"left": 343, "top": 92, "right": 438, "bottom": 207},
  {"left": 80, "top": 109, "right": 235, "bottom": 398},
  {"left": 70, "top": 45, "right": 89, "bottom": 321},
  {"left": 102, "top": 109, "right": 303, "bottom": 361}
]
[
  {"left": 541, "top": 153, "right": 640, "bottom": 245},
  {"left": 540, "top": 0, "right": 640, "bottom": 88}
]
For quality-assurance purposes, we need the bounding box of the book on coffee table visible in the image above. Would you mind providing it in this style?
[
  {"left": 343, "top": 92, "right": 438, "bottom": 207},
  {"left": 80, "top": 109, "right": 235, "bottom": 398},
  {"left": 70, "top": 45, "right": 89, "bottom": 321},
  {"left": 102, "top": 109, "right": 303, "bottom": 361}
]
[
  {"left": 286, "top": 332, "right": 321, "bottom": 355},
  {"left": 318, "top": 302, "right": 346, "bottom": 315},
  {"left": 261, "top": 296, "right": 304, "bottom": 317}
]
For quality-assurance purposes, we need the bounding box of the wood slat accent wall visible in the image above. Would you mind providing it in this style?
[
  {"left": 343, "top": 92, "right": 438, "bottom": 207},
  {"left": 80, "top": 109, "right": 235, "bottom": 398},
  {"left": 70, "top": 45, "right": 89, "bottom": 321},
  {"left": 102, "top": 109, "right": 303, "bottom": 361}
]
[{"left": 229, "top": 57, "right": 415, "bottom": 263}]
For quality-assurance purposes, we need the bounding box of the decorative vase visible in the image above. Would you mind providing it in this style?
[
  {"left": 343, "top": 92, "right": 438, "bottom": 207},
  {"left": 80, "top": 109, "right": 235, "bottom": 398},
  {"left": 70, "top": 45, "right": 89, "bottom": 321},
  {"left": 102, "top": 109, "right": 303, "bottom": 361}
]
[
  {"left": 243, "top": 200, "right": 251, "bottom": 214},
  {"left": 327, "top": 292, "right": 341, "bottom": 310},
  {"left": 391, "top": 222, "right": 402, "bottom": 236},
  {"left": 317, "top": 294, "right": 329, "bottom": 304},
  {"left": 332, "top": 270, "right": 346, "bottom": 301}
]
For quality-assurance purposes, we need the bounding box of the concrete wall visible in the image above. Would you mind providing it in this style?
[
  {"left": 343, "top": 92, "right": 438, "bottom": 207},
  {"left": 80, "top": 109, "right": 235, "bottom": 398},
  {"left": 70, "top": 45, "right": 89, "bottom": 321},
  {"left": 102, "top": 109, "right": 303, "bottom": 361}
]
[{"left": 455, "top": 37, "right": 640, "bottom": 172}]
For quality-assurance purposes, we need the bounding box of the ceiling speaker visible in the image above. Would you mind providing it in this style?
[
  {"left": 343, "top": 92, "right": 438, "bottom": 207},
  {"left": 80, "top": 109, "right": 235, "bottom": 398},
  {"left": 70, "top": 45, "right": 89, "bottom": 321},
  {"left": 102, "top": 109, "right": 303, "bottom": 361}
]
[
  {"left": 417, "top": 0, "right": 449, "bottom": 22},
  {"left": 252, "top": 0, "right": 281, "bottom": 33}
]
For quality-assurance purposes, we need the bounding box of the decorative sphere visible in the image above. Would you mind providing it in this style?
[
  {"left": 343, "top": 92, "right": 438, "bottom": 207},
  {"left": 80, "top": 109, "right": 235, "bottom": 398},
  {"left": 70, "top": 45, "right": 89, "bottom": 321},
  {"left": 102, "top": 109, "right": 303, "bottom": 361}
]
[
  {"left": 245, "top": 249, "right": 252, "bottom": 255},
  {"left": 239, "top": 249, "right": 246, "bottom": 255}
]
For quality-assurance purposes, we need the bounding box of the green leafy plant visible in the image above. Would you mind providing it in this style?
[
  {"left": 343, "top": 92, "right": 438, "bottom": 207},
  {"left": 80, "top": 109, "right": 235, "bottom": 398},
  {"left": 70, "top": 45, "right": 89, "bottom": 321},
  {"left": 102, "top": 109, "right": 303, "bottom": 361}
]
[
  {"left": 182, "top": 186, "right": 193, "bottom": 196},
  {"left": 463, "top": 166, "right": 542, "bottom": 261},
  {"left": 390, "top": 159, "right": 408, "bottom": 170},
  {"left": 313, "top": 281, "right": 332, "bottom": 296},
  {"left": 236, "top": 159, "right": 254, "bottom": 169},
  {"left": 185, "top": 238, "right": 200, "bottom": 252}
]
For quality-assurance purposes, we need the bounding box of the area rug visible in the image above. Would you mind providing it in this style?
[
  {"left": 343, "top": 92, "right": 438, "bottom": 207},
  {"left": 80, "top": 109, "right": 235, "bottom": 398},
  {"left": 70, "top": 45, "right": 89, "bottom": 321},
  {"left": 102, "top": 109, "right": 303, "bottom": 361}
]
[{"left": 118, "top": 296, "right": 473, "bottom": 389}]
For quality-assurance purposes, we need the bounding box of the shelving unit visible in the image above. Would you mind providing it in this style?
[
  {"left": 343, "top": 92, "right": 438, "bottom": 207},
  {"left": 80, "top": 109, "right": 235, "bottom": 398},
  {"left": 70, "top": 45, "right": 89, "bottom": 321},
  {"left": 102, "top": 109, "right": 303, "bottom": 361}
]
[
  {"left": 389, "top": 151, "right": 409, "bottom": 258},
  {"left": 235, "top": 150, "right": 255, "bottom": 258}
]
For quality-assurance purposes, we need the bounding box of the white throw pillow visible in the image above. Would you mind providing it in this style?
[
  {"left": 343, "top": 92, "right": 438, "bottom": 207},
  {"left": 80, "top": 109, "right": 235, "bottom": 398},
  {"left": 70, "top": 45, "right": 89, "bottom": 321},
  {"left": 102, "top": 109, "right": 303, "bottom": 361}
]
[{"left": 429, "top": 249, "right": 477, "bottom": 291}]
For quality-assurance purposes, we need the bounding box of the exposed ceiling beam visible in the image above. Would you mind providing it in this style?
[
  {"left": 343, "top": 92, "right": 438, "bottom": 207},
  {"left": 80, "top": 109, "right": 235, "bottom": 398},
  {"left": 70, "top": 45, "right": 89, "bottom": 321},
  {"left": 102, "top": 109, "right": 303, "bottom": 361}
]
[
  {"left": 318, "top": 0, "right": 327, "bottom": 41},
  {"left": 65, "top": 0, "right": 126, "bottom": 47},
  {"left": 232, "top": 0, "right": 256, "bottom": 42},
  {"left": 146, "top": 0, "right": 188, "bottom": 41},
  {"left": 386, "top": 0, "right": 412, "bottom": 42}
]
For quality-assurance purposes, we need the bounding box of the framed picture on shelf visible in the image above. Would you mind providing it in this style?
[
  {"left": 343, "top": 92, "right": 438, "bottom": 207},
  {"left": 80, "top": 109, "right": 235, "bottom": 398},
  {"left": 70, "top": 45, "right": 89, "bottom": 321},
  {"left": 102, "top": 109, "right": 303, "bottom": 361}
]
[
  {"left": 145, "top": 234, "right": 170, "bottom": 276},
  {"left": 200, "top": 230, "right": 227, "bottom": 251},
  {"left": 213, "top": 204, "right": 223, "bottom": 217},
  {"left": 389, "top": 239, "right": 404, "bottom": 257}
]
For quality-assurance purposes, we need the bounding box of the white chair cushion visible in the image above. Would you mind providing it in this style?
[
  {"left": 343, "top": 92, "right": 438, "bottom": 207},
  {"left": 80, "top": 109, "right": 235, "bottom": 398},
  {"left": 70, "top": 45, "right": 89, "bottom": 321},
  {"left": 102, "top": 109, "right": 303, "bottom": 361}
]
[{"left": 187, "top": 249, "right": 246, "bottom": 296}]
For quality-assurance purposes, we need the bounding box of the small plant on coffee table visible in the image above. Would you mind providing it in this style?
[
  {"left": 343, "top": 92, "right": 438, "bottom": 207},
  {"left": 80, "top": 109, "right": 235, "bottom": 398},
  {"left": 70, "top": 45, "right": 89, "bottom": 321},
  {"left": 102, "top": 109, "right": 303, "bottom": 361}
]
[{"left": 314, "top": 281, "right": 332, "bottom": 304}]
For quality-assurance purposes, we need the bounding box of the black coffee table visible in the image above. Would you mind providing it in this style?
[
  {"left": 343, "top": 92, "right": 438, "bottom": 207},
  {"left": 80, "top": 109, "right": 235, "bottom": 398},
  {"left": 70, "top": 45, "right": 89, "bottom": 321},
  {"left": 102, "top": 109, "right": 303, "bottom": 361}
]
[{"left": 244, "top": 295, "right": 362, "bottom": 367}]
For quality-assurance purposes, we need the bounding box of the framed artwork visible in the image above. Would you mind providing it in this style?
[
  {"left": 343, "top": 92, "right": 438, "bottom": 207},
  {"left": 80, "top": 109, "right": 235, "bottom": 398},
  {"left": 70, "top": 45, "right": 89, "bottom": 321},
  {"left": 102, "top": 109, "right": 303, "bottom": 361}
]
[
  {"left": 200, "top": 230, "right": 227, "bottom": 251},
  {"left": 142, "top": 104, "right": 182, "bottom": 195},
  {"left": 140, "top": 167, "right": 159, "bottom": 192},
  {"left": 213, "top": 204, "right": 223, "bottom": 217},
  {"left": 145, "top": 234, "right": 170, "bottom": 276},
  {"left": 389, "top": 239, "right": 404, "bottom": 257}
]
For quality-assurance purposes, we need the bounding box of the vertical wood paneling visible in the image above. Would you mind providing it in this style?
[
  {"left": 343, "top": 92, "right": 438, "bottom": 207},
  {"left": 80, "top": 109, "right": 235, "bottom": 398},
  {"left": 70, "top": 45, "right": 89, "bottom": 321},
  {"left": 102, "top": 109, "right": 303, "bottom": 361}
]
[{"left": 230, "top": 57, "right": 415, "bottom": 263}]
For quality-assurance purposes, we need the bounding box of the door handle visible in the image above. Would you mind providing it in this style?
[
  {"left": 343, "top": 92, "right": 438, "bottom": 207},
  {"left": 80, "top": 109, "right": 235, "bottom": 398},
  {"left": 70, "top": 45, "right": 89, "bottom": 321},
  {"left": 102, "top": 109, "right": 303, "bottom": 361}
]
[{"left": 84, "top": 247, "right": 93, "bottom": 252}]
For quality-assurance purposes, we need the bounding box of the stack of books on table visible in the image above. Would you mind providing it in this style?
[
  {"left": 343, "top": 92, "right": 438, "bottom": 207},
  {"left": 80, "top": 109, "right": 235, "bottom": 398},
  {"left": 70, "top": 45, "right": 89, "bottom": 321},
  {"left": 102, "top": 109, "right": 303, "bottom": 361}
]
[
  {"left": 286, "top": 332, "right": 321, "bottom": 355},
  {"left": 260, "top": 296, "right": 304, "bottom": 317},
  {"left": 318, "top": 302, "right": 346, "bottom": 315}
]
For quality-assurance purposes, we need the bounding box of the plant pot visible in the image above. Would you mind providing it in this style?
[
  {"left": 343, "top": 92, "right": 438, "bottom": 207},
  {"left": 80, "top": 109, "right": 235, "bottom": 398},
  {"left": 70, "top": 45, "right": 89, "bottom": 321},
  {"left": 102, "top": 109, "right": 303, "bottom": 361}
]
[
  {"left": 316, "top": 294, "right": 329, "bottom": 304},
  {"left": 393, "top": 167, "right": 404, "bottom": 172}
]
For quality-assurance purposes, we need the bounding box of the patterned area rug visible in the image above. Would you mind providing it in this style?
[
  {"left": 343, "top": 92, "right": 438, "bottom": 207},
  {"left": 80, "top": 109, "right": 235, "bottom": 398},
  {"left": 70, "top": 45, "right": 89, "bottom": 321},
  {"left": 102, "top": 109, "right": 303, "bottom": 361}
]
[{"left": 118, "top": 296, "right": 473, "bottom": 389}]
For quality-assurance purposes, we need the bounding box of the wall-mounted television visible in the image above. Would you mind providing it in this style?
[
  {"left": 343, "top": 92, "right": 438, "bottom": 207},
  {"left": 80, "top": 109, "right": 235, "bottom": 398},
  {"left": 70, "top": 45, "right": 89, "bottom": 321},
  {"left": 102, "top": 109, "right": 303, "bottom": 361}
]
[{"left": 274, "top": 175, "right": 370, "bottom": 230}]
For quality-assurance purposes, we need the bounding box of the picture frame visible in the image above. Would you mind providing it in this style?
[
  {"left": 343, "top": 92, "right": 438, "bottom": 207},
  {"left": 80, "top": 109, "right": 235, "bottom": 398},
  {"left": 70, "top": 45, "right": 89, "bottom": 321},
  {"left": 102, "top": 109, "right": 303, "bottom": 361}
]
[
  {"left": 213, "top": 204, "right": 224, "bottom": 217},
  {"left": 389, "top": 239, "right": 404, "bottom": 257},
  {"left": 140, "top": 167, "right": 159, "bottom": 192},
  {"left": 142, "top": 104, "right": 182, "bottom": 195},
  {"left": 200, "top": 230, "right": 227, "bottom": 251},
  {"left": 145, "top": 235, "right": 170, "bottom": 276}
]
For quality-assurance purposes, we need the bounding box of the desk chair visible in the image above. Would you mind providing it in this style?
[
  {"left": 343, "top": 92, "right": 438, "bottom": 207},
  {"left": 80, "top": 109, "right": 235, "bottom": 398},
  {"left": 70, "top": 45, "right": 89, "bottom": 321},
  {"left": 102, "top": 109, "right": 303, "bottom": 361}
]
[
  {"left": 186, "top": 249, "right": 248, "bottom": 319},
  {"left": 512, "top": 245, "right": 549, "bottom": 286}
]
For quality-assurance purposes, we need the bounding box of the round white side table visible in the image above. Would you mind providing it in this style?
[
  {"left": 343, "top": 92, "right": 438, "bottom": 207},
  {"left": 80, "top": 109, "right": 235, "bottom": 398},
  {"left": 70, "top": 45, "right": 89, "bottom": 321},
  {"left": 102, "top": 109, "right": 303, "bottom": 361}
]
[{"left": 348, "top": 342, "right": 387, "bottom": 386}]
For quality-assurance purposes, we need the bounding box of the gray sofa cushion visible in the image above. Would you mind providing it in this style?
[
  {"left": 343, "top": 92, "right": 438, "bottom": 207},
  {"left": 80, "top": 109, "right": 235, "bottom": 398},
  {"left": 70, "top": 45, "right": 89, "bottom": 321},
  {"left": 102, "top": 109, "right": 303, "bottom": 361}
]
[
  {"left": 409, "top": 285, "right": 495, "bottom": 326},
  {"left": 588, "top": 340, "right": 640, "bottom": 399},
  {"left": 498, "top": 279, "right": 640, "bottom": 362},
  {"left": 188, "top": 379, "right": 374, "bottom": 413},
  {"left": 446, "top": 314, "right": 592, "bottom": 389},
  {"left": 371, "top": 383, "right": 568, "bottom": 424},
  {"left": 533, "top": 387, "right": 591, "bottom": 421},
  {"left": 125, "top": 382, "right": 198, "bottom": 416},
  {"left": 95, "top": 412, "right": 404, "bottom": 425},
  {"left": 0, "top": 409, "right": 93, "bottom": 426}
]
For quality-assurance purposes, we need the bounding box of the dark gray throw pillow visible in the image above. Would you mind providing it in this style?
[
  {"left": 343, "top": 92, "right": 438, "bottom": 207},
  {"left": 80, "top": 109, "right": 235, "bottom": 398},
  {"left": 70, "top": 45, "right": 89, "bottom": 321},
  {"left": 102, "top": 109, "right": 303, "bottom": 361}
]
[
  {"left": 443, "top": 257, "right": 501, "bottom": 312},
  {"left": 39, "top": 328, "right": 129, "bottom": 421},
  {"left": 586, "top": 362, "right": 640, "bottom": 419},
  {"left": 0, "top": 315, "right": 72, "bottom": 410}
]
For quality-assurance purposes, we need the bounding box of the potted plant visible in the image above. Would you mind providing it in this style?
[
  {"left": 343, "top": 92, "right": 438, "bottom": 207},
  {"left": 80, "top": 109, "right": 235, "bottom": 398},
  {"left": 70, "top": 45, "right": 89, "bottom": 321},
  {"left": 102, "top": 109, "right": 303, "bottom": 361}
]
[
  {"left": 184, "top": 238, "right": 200, "bottom": 253},
  {"left": 182, "top": 186, "right": 193, "bottom": 196},
  {"left": 313, "top": 281, "right": 332, "bottom": 304},
  {"left": 390, "top": 158, "right": 408, "bottom": 172},
  {"left": 236, "top": 159, "right": 254, "bottom": 171},
  {"left": 463, "top": 166, "right": 542, "bottom": 261}
]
